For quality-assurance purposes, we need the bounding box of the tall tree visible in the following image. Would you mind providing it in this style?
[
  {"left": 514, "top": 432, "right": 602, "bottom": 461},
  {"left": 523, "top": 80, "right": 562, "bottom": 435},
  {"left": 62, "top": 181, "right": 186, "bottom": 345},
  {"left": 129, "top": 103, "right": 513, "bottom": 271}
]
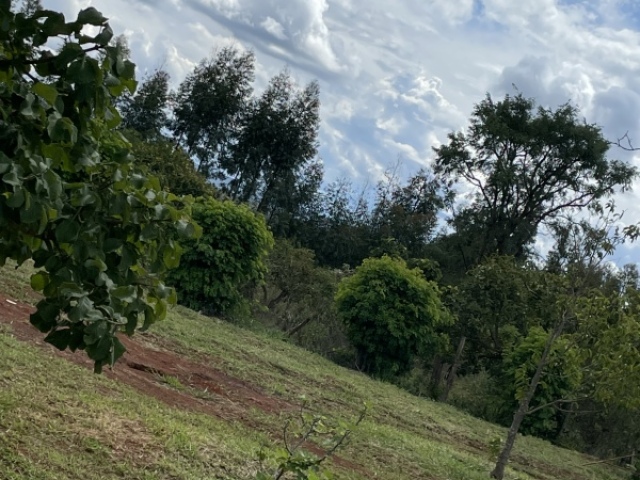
[
  {"left": 434, "top": 93, "right": 637, "bottom": 269},
  {"left": 370, "top": 168, "right": 450, "bottom": 259},
  {"left": 119, "top": 69, "right": 170, "bottom": 141},
  {"left": 172, "top": 47, "right": 255, "bottom": 179},
  {"left": 227, "top": 72, "right": 321, "bottom": 229}
]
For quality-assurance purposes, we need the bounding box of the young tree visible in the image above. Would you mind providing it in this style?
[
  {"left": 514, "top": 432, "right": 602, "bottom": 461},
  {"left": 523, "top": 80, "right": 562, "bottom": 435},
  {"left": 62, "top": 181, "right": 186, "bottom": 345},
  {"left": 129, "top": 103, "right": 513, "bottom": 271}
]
[
  {"left": 490, "top": 215, "right": 631, "bottom": 479},
  {"left": 335, "top": 256, "right": 451, "bottom": 378},
  {"left": 167, "top": 197, "right": 274, "bottom": 316},
  {"left": 0, "top": 4, "right": 198, "bottom": 372}
]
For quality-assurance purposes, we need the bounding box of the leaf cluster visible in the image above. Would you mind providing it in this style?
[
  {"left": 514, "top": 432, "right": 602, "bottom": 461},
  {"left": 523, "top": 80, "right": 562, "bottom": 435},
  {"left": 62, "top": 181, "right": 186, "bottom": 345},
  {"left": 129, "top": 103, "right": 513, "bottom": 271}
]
[{"left": 0, "top": 4, "right": 199, "bottom": 371}]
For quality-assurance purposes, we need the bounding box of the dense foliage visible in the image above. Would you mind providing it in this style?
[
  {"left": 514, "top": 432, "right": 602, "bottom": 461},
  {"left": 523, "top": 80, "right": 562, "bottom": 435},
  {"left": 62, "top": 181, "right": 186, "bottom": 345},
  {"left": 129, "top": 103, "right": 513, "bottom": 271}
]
[
  {"left": 496, "top": 327, "right": 581, "bottom": 439},
  {"left": 168, "top": 197, "right": 273, "bottom": 315},
  {"left": 335, "top": 256, "right": 451, "bottom": 377},
  {"left": 0, "top": 2, "right": 198, "bottom": 371}
]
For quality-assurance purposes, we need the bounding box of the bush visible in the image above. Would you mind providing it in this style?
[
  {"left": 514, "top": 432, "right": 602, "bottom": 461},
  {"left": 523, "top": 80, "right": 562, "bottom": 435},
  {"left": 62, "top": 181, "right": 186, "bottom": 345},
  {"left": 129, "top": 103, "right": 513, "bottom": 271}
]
[
  {"left": 447, "top": 371, "right": 500, "bottom": 422},
  {"left": 335, "top": 255, "right": 451, "bottom": 378},
  {"left": 126, "top": 132, "right": 215, "bottom": 198},
  {"left": 168, "top": 197, "right": 273, "bottom": 315},
  {"left": 495, "top": 327, "right": 582, "bottom": 440},
  {"left": 255, "top": 239, "right": 353, "bottom": 361}
]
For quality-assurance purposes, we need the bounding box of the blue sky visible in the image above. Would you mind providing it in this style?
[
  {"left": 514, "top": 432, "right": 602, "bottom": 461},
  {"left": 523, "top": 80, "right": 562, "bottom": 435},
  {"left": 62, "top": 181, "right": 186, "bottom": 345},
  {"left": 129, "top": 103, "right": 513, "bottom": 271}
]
[{"left": 48, "top": 0, "right": 640, "bottom": 264}]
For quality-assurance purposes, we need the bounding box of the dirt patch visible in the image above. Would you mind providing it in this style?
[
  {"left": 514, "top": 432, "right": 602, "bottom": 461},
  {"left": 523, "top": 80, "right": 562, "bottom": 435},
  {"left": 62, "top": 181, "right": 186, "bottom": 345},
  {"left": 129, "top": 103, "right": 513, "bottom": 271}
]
[
  {"left": 0, "top": 294, "right": 289, "bottom": 421},
  {"left": 0, "top": 294, "right": 369, "bottom": 476}
]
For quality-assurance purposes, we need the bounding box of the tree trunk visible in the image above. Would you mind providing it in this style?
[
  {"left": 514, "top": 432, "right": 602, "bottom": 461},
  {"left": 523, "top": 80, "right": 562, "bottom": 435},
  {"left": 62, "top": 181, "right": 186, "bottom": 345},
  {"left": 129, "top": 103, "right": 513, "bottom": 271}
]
[
  {"left": 286, "top": 315, "right": 318, "bottom": 337},
  {"left": 439, "top": 336, "right": 466, "bottom": 402},
  {"left": 430, "top": 355, "right": 445, "bottom": 398},
  {"left": 490, "top": 317, "right": 566, "bottom": 479}
]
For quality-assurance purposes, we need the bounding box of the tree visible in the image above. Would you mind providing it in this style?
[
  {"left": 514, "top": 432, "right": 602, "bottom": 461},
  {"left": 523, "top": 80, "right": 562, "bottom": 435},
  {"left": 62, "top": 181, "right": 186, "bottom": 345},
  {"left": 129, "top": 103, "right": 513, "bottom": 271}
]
[
  {"left": 489, "top": 232, "right": 635, "bottom": 478},
  {"left": 496, "top": 327, "right": 582, "bottom": 439},
  {"left": 434, "top": 93, "right": 637, "bottom": 268},
  {"left": 490, "top": 303, "right": 569, "bottom": 479},
  {"left": 453, "top": 256, "right": 550, "bottom": 375},
  {"left": 298, "top": 179, "right": 372, "bottom": 269},
  {"left": 0, "top": 4, "right": 199, "bottom": 371},
  {"left": 119, "top": 69, "right": 170, "bottom": 141},
  {"left": 370, "top": 168, "right": 450, "bottom": 260},
  {"left": 171, "top": 47, "right": 254, "bottom": 179},
  {"left": 226, "top": 71, "right": 321, "bottom": 234},
  {"left": 167, "top": 197, "right": 274, "bottom": 316},
  {"left": 126, "top": 132, "right": 215, "bottom": 198},
  {"left": 335, "top": 256, "right": 451, "bottom": 378}
]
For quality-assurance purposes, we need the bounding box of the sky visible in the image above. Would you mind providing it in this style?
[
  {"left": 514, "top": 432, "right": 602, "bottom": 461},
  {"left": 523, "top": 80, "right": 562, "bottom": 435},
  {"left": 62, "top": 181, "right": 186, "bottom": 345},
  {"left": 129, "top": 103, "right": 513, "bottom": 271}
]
[{"left": 47, "top": 0, "right": 640, "bottom": 264}]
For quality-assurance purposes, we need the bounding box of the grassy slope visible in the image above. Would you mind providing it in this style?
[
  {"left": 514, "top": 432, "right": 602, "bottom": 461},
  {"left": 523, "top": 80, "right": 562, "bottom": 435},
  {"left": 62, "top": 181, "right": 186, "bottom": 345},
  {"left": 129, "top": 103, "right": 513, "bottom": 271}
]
[{"left": 0, "top": 263, "right": 627, "bottom": 480}]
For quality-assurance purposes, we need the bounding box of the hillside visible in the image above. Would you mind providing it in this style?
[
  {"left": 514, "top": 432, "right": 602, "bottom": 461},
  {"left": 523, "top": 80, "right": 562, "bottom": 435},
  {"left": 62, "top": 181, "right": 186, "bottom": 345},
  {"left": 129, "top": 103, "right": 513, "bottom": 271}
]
[{"left": 0, "top": 263, "right": 628, "bottom": 480}]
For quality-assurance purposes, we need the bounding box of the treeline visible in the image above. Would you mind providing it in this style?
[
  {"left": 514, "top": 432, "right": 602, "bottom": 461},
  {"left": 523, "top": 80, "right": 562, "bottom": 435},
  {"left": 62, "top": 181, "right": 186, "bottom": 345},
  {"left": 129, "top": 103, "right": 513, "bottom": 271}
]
[{"left": 118, "top": 46, "right": 640, "bottom": 472}]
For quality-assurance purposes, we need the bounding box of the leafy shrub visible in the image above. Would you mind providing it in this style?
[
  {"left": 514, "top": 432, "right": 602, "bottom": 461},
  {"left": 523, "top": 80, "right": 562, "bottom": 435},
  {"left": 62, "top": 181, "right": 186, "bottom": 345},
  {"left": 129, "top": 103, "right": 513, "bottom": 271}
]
[
  {"left": 0, "top": 5, "right": 199, "bottom": 371},
  {"left": 335, "top": 255, "right": 451, "bottom": 378},
  {"left": 127, "top": 133, "right": 215, "bottom": 198},
  {"left": 496, "top": 327, "right": 582, "bottom": 440},
  {"left": 168, "top": 197, "right": 273, "bottom": 315},
  {"left": 447, "top": 371, "right": 500, "bottom": 422},
  {"left": 256, "top": 239, "right": 351, "bottom": 360}
]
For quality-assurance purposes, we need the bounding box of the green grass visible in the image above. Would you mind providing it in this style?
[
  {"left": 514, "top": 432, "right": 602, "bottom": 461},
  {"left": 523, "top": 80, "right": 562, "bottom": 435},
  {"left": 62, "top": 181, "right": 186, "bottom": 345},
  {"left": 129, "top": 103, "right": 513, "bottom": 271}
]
[{"left": 0, "top": 262, "right": 629, "bottom": 480}]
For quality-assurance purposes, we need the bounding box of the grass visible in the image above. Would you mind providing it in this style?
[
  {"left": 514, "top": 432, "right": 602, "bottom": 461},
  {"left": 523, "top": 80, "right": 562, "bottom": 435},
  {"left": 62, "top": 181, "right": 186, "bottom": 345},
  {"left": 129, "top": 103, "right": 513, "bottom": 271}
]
[{"left": 0, "top": 262, "right": 630, "bottom": 480}]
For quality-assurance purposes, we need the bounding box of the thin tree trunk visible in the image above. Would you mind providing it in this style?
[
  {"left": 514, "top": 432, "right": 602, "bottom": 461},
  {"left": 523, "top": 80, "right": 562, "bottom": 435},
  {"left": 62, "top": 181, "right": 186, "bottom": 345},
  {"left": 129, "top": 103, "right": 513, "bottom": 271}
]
[
  {"left": 286, "top": 314, "right": 318, "bottom": 337},
  {"left": 490, "top": 315, "right": 566, "bottom": 479},
  {"left": 439, "top": 336, "right": 466, "bottom": 402},
  {"left": 430, "top": 355, "right": 445, "bottom": 398}
]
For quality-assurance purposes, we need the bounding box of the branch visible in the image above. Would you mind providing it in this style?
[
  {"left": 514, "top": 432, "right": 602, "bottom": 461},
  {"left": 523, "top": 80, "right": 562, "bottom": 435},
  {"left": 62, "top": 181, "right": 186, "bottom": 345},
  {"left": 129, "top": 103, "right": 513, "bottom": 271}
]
[
  {"left": 526, "top": 395, "right": 589, "bottom": 415},
  {"left": 581, "top": 453, "right": 637, "bottom": 466},
  {"left": 610, "top": 132, "right": 639, "bottom": 152},
  {"left": 0, "top": 45, "right": 104, "bottom": 70}
]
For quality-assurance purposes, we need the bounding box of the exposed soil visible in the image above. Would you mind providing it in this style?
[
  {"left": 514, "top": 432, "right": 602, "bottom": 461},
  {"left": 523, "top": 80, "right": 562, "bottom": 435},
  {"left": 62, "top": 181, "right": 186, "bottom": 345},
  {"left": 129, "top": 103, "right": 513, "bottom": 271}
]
[{"left": 0, "top": 294, "right": 367, "bottom": 475}]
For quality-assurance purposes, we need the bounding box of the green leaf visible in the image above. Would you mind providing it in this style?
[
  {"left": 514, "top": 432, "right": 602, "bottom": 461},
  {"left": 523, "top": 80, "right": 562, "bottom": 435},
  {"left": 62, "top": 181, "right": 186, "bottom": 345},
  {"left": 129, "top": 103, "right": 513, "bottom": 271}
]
[
  {"left": 83, "top": 319, "right": 108, "bottom": 345},
  {"left": 111, "top": 285, "right": 136, "bottom": 303},
  {"left": 20, "top": 198, "right": 42, "bottom": 224},
  {"left": 6, "top": 188, "right": 25, "bottom": 208},
  {"left": 162, "top": 244, "right": 181, "bottom": 269},
  {"left": 104, "top": 238, "right": 122, "bottom": 252},
  {"left": 154, "top": 300, "right": 167, "bottom": 321},
  {"left": 43, "top": 169, "right": 62, "bottom": 200},
  {"left": 94, "top": 25, "right": 113, "bottom": 45},
  {"left": 30, "top": 301, "right": 59, "bottom": 333},
  {"left": 30, "top": 272, "right": 49, "bottom": 291},
  {"left": 55, "top": 219, "right": 80, "bottom": 243},
  {"left": 33, "top": 82, "right": 58, "bottom": 106},
  {"left": 41, "top": 11, "right": 68, "bottom": 36},
  {"left": 111, "top": 337, "right": 126, "bottom": 365},
  {"left": 2, "top": 169, "right": 21, "bottom": 187},
  {"left": 69, "top": 296, "right": 95, "bottom": 323},
  {"left": 76, "top": 7, "right": 107, "bottom": 26}
]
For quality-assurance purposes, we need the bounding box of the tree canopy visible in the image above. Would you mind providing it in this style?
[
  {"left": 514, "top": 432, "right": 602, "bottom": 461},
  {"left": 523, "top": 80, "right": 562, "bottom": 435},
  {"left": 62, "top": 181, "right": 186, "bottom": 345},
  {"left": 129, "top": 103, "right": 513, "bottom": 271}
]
[{"left": 434, "top": 93, "right": 636, "bottom": 268}]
